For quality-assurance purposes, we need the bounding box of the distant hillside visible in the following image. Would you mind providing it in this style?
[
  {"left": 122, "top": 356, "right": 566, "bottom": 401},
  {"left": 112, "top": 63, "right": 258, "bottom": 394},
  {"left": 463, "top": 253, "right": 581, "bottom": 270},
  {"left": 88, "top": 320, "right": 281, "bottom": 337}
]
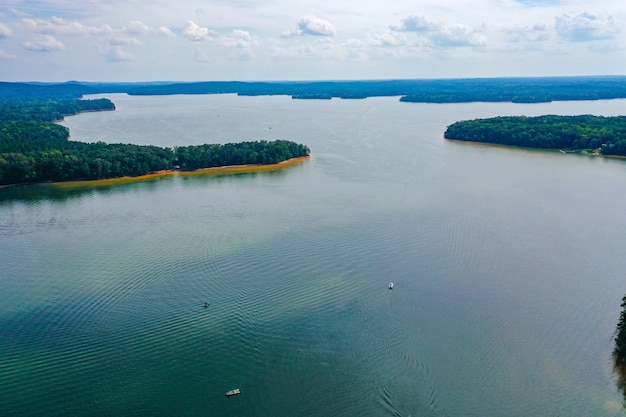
[
  {"left": 0, "top": 81, "right": 170, "bottom": 99},
  {"left": 0, "top": 82, "right": 99, "bottom": 99},
  {"left": 124, "top": 76, "right": 626, "bottom": 103},
  {"left": 2, "top": 76, "right": 626, "bottom": 103}
]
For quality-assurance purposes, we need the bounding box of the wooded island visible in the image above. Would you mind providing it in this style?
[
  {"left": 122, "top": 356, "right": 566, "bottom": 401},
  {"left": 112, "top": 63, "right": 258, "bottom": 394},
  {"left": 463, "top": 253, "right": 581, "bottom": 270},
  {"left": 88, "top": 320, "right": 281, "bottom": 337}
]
[
  {"left": 0, "top": 98, "right": 310, "bottom": 186},
  {"left": 444, "top": 115, "right": 626, "bottom": 156}
]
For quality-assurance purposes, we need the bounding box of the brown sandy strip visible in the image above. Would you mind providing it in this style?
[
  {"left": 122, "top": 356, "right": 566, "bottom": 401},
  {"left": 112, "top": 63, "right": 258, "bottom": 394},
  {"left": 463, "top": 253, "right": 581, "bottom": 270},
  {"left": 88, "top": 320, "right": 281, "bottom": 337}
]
[{"left": 51, "top": 156, "right": 311, "bottom": 189}]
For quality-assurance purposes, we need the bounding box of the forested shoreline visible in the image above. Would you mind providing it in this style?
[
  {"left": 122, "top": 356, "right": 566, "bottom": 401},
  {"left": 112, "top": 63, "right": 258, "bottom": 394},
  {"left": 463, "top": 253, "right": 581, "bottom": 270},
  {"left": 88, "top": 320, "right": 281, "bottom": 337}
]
[
  {"left": 0, "top": 97, "right": 115, "bottom": 121},
  {"left": 123, "top": 76, "right": 626, "bottom": 103},
  {"left": 0, "top": 98, "right": 310, "bottom": 186},
  {"left": 444, "top": 115, "right": 626, "bottom": 156},
  {"left": 3, "top": 76, "right": 626, "bottom": 103},
  {"left": 614, "top": 295, "right": 626, "bottom": 402}
]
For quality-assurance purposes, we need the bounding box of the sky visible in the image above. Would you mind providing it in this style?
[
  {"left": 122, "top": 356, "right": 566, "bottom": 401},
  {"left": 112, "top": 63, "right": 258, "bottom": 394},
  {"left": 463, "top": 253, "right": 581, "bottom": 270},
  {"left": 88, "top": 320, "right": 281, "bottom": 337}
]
[{"left": 0, "top": 0, "right": 625, "bottom": 82}]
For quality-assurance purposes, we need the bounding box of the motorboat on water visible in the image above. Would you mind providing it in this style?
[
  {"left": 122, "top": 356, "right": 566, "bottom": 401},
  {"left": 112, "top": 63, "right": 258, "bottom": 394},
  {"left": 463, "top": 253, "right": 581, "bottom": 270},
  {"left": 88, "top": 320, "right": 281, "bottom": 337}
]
[
  {"left": 226, "top": 388, "right": 241, "bottom": 397},
  {"left": 388, "top": 282, "right": 394, "bottom": 289}
]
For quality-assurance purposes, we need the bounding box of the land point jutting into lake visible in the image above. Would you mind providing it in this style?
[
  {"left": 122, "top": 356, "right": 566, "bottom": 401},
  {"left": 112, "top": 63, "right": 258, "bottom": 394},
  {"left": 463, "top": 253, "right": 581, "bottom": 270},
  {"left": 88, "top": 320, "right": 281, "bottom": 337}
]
[
  {"left": 4, "top": 79, "right": 626, "bottom": 417},
  {"left": 0, "top": 94, "right": 310, "bottom": 186},
  {"left": 4, "top": 77, "right": 626, "bottom": 187}
]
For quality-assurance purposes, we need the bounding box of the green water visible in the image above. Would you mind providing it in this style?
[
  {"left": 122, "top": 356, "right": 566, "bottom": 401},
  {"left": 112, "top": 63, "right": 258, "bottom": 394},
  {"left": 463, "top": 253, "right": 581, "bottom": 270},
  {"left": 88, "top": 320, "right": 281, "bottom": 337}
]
[{"left": 2, "top": 94, "right": 626, "bottom": 416}]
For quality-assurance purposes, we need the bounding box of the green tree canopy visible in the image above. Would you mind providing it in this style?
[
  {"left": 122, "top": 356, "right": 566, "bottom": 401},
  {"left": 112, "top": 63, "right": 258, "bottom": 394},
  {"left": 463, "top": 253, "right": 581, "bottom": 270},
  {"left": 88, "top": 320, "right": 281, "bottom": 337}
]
[{"left": 444, "top": 115, "right": 626, "bottom": 156}]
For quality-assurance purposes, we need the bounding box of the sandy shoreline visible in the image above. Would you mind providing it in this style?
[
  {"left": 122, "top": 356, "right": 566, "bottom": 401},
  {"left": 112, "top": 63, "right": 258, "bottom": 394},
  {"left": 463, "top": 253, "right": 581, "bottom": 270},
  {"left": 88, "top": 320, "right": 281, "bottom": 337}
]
[{"left": 50, "top": 156, "right": 310, "bottom": 189}]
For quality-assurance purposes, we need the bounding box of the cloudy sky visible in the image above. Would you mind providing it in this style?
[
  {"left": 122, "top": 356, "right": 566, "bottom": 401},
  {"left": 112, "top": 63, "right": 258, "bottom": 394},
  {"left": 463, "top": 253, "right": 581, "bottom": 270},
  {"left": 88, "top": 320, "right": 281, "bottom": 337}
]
[{"left": 0, "top": 0, "right": 625, "bottom": 82}]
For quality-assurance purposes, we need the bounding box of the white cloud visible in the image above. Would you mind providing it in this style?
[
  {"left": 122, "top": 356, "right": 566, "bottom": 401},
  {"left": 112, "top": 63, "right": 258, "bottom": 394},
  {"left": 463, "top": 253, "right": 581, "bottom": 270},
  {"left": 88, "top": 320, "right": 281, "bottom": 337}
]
[
  {"left": 506, "top": 24, "right": 549, "bottom": 43},
  {"left": 390, "top": 15, "right": 437, "bottom": 33},
  {"left": 0, "top": 48, "right": 15, "bottom": 59},
  {"left": 555, "top": 12, "right": 619, "bottom": 42},
  {"left": 344, "top": 38, "right": 364, "bottom": 48},
  {"left": 219, "top": 29, "right": 259, "bottom": 60},
  {"left": 390, "top": 15, "right": 486, "bottom": 48},
  {"left": 514, "top": 0, "right": 561, "bottom": 6},
  {"left": 269, "top": 38, "right": 339, "bottom": 61},
  {"left": 219, "top": 29, "right": 259, "bottom": 48},
  {"left": 431, "top": 24, "right": 487, "bottom": 47},
  {"left": 269, "top": 45, "right": 290, "bottom": 60},
  {"left": 98, "top": 44, "right": 134, "bottom": 61},
  {"left": 0, "top": 22, "right": 13, "bottom": 38},
  {"left": 363, "top": 32, "right": 406, "bottom": 47},
  {"left": 124, "top": 20, "right": 150, "bottom": 35},
  {"left": 286, "top": 15, "right": 336, "bottom": 37},
  {"left": 108, "top": 35, "right": 140, "bottom": 46},
  {"left": 89, "top": 24, "right": 114, "bottom": 36},
  {"left": 2, "top": 0, "right": 626, "bottom": 81},
  {"left": 183, "top": 20, "right": 217, "bottom": 41},
  {"left": 158, "top": 26, "right": 175, "bottom": 37},
  {"left": 21, "top": 16, "right": 117, "bottom": 38},
  {"left": 23, "top": 35, "right": 65, "bottom": 52},
  {"left": 22, "top": 17, "right": 88, "bottom": 36}
]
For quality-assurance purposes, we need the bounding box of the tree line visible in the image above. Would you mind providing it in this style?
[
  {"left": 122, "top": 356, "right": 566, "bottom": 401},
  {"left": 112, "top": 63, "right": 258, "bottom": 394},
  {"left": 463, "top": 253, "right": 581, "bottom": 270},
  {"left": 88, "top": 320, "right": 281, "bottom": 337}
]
[
  {"left": 5, "top": 77, "right": 626, "bottom": 104},
  {"left": 122, "top": 76, "right": 626, "bottom": 103},
  {"left": 444, "top": 115, "right": 626, "bottom": 156},
  {"left": 175, "top": 141, "right": 310, "bottom": 170},
  {"left": 614, "top": 295, "right": 626, "bottom": 403},
  {"left": 0, "top": 98, "right": 115, "bottom": 122},
  {"left": 0, "top": 98, "right": 310, "bottom": 186}
]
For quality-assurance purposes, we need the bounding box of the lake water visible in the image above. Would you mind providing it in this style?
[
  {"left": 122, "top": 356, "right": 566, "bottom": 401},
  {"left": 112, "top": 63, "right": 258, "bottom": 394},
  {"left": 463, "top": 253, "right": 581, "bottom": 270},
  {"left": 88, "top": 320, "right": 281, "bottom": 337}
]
[{"left": 2, "top": 94, "right": 626, "bottom": 417}]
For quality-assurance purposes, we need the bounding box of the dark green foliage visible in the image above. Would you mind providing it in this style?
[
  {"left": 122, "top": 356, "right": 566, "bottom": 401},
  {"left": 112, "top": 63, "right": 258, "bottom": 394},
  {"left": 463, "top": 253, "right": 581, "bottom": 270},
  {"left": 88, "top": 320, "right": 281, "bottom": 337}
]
[
  {"left": 0, "top": 98, "right": 310, "bottom": 186},
  {"left": 0, "top": 98, "right": 115, "bottom": 122},
  {"left": 0, "top": 81, "right": 99, "bottom": 99},
  {"left": 444, "top": 115, "right": 626, "bottom": 156},
  {"left": 175, "top": 140, "right": 310, "bottom": 170},
  {"left": 0, "top": 128, "right": 174, "bottom": 184},
  {"left": 615, "top": 295, "right": 626, "bottom": 364},
  {"left": 4, "top": 77, "right": 626, "bottom": 103},
  {"left": 0, "top": 121, "right": 70, "bottom": 152},
  {"left": 614, "top": 295, "right": 626, "bottom": 400},
  {"left": 123, "top": 76, "right": 626, "bottom": 103}
]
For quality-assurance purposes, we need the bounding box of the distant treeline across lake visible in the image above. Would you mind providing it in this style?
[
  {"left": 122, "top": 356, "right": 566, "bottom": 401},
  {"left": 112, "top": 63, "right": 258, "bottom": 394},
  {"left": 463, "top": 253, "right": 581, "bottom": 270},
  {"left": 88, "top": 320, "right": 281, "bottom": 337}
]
[
  {"left": 2, "top": 76, "right": 626, "bottom": 103},
  {"left": 2, "top": 75, "right": 626, "bottom": 185}
]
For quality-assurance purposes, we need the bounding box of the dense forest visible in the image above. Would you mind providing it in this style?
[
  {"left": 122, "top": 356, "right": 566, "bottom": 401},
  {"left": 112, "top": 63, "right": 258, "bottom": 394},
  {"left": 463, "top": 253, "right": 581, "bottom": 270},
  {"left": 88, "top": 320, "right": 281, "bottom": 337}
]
[
  {"left": 614, "top": 295, "right": 626, "bottom": 400},
  {"left": 3, "top": 76, "right": 626, "bottom": 103},
  {"left": 175, "top": 141, "right": 311, "bottom": 170},
  {"left": 0, "top": 97, "right": 310, "bottom": 186},
  {"left": 444, "top": 115, "right": 626, "bottom": 156},
  {"left": 123, "top": 76, "right": 626, "bottom": 103},
  {"left": 0, "top": 98, "right": 115, "bottom": 121}
]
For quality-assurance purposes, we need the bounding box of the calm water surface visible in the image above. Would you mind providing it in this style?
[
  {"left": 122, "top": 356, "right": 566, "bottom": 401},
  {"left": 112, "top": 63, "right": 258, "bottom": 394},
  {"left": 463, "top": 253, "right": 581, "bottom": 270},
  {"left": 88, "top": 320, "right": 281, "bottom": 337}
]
[{"left": 2, "top": 94, "right": 626, "bottom": 416}]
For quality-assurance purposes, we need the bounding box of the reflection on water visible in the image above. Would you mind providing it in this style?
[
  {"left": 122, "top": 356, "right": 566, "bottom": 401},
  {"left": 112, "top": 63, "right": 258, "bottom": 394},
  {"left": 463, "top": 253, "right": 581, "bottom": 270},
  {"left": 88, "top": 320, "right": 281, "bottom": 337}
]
[
  {"left": 3, "top": 95, "right": 626, "bottom": 417},
  {"left": 0, "top": 161, "right": 303, "bottom": 204}
]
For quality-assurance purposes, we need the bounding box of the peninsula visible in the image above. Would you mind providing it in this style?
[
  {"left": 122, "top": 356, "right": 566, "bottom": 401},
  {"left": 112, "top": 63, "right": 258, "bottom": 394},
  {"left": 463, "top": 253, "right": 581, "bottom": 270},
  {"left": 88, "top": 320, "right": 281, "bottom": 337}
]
[{"left": 0, "top": 97, "right": 310, "bottom": 187}]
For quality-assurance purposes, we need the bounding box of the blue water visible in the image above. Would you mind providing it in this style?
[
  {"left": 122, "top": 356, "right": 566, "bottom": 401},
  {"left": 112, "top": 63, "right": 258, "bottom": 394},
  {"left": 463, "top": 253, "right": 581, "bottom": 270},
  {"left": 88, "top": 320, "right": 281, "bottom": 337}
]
[{"left": 2, "top": 94, "right": 626, "bottom": 416}]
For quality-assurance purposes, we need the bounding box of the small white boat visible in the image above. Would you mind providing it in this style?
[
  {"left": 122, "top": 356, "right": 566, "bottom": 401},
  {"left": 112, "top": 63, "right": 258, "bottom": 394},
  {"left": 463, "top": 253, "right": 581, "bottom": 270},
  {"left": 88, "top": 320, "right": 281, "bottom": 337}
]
[
  {"left": 388, "top": 282, "right": 394, "bottom": 289},
  {"left": 226, "top": 388, "right": 241, "bottom": 397}
]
